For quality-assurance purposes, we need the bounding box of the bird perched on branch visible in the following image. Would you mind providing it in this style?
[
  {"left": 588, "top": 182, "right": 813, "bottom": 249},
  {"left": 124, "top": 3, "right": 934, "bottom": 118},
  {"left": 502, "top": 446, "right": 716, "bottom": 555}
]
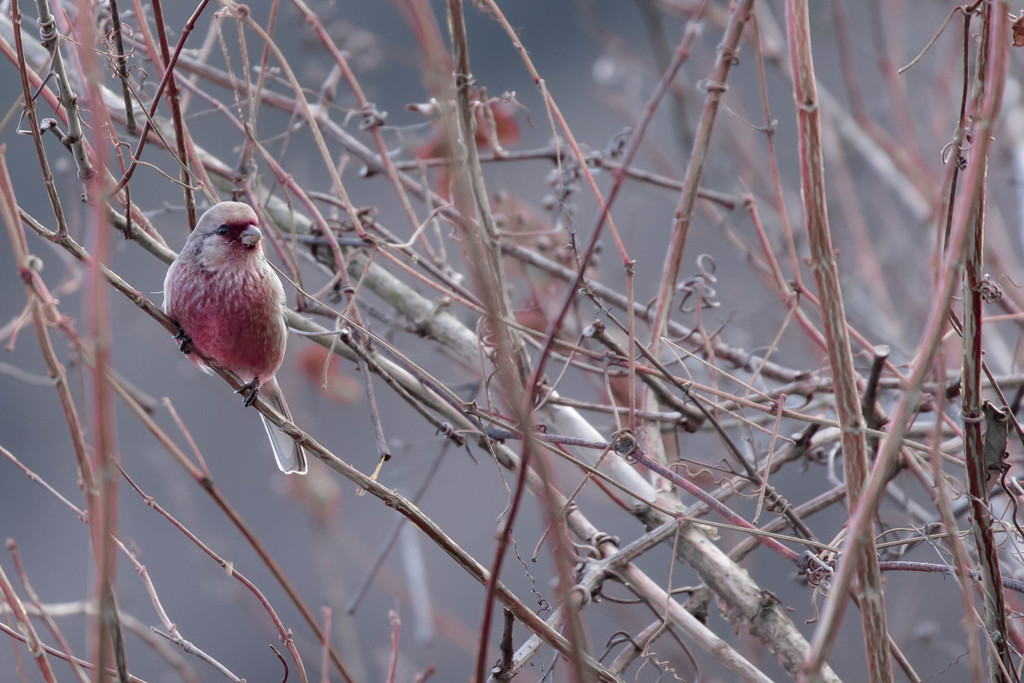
[{"left": 163, "top": 201, "right": 308, "bottom": 475}]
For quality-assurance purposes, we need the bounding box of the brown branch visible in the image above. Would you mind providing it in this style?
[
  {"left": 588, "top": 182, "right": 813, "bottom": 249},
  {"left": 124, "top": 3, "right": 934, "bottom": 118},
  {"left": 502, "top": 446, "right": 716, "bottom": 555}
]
[
  {"left": 802, "top": 2, "right": 1010, "bottom": 678},
  {"left": 784, "top": 0, "right": 892, "bottom": 679}
]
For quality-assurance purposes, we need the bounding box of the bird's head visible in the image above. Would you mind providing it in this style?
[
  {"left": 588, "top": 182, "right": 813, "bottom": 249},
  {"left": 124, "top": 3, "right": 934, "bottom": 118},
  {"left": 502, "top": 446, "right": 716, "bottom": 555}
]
[{"left": 186, "top": 201, "right": 266, "bottom": 270}]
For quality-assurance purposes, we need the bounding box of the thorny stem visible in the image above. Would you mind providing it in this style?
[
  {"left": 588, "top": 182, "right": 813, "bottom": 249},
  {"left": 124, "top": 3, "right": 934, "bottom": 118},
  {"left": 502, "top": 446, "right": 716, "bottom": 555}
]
[
  {"left": 443, "top": 3, "right": 580, "bottom": 681},
  {"left": 118, "top": 468, "right": 310, "bottom": 683},
  {"left": 6, "top": 3, "right": 1022, "bottom": 679},
  {"left": 647, "top": 0, "right": 755, "bottom": 358},
  {"left": 112, "top": 0, "right": 212, "bottom": 194},
  {"left": 785, "top": 0, "right": 892, "bottom": 679},
  {"left": 802, "top": 2, "right": 1010, "bottom": 678},
  {"left": 11, "top": 0, "right": 67, "bottom": 237},
  {"left": 958, "top": 2, "right": 1014, "bottom": 679},
  {"left": 31, "top": 0, "right": 94, "bottom": 182},
  {"left": 105, "top": 0, "right": 138, "bottom": 135},
  {"left": 8, "top": 541, "right": 90, "bottom": 683},
  {"left": 143, "top": 48, "right": 807, "bottom": 382},
  {"left": 0, "top": 559, "right": 58, "bottom": 681},
  {"left": 18, "top": 206, "right": 622, "bottom": 683},
  {"left": 14, "top": 203, "right": 357, "bottom": 683},
  {"left": 150, "top": 0, "right": 197, "bottom": 230}
]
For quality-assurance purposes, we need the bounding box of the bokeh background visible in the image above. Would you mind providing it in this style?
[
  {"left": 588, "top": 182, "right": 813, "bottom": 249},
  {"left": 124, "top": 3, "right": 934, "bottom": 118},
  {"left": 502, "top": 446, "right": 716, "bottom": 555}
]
[{"left": 2, "top": 1, "right": 1023, "bottom": 681}]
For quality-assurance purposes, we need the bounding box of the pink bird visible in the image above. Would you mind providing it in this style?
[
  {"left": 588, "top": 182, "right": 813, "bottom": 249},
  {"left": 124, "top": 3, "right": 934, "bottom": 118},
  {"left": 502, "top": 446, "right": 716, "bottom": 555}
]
[{"left": 163, "top": 201, "right": 308, "bottom": 474}]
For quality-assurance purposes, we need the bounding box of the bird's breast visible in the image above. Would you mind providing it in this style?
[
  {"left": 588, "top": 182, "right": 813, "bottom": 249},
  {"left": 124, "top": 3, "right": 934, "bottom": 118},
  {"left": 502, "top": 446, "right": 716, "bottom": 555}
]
[{"left": 166, "top": 262, "right": 287, "bottom": 381}]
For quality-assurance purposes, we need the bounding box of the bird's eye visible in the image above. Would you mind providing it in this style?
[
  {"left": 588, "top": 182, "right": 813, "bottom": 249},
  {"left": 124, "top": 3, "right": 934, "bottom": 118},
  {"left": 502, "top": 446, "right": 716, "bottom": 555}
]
[{"left": 217, "top": 224, "right": 230, "bottom": 236}]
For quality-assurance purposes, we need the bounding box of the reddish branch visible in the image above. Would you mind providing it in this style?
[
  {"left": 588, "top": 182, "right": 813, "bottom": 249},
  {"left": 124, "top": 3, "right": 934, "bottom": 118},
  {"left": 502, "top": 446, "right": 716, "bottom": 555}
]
[
  {"left": 784, "top": 0, "right": 892, "bottom": 679},
  {"left": 802, "top": 2, "right": 1010, "bottom": 679}
]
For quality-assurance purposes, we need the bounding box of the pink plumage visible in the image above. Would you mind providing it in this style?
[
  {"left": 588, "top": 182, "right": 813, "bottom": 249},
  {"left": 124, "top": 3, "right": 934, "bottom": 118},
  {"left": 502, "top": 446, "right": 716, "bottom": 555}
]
[{"left": 163, "top": 201, "right": 308, "bottom": 474}]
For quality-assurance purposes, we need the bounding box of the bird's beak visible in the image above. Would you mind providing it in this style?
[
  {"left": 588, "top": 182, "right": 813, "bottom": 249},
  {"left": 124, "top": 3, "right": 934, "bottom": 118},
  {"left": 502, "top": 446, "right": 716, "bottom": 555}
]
[{"left": 239, "top": 224, "right": 262, "bottom": 247}]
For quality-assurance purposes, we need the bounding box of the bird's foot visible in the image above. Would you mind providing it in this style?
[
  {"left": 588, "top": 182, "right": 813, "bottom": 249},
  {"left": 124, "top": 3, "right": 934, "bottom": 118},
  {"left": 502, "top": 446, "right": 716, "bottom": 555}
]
[
  {"left": 236, "top": 378, "right": 261, "bottom": 407},
  {"left": 173, "top": 325, "right": 193, "bottom": 355}
]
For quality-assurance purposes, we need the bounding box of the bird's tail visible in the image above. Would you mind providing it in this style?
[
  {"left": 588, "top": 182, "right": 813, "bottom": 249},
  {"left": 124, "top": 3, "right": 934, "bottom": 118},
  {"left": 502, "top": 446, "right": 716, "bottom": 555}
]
[{"left": 260, "top": 384, "right": 308, "bottom": 475}]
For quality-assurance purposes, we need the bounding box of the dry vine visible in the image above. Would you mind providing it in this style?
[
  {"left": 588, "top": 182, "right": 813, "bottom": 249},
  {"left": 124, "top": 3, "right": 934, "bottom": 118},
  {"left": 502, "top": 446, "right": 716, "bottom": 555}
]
[{"left": 1, "top": 1, "right": 1023, "bottom": 682}]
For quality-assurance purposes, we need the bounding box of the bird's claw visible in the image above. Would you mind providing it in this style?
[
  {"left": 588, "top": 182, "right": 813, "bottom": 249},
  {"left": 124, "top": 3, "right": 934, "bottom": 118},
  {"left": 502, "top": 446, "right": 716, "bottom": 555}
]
[
  {"left": 236, "top": 379, "right": 261, "bottom": 407},
  {"left": 173, "top": 325, "right": 193, "bottom": 355}
]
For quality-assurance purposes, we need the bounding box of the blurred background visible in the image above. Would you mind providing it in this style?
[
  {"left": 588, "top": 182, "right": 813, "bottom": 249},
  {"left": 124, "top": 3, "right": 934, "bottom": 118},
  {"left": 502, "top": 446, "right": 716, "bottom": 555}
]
[{"left": 1, "top": 0, "right": 1021, "bottom": 681}]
